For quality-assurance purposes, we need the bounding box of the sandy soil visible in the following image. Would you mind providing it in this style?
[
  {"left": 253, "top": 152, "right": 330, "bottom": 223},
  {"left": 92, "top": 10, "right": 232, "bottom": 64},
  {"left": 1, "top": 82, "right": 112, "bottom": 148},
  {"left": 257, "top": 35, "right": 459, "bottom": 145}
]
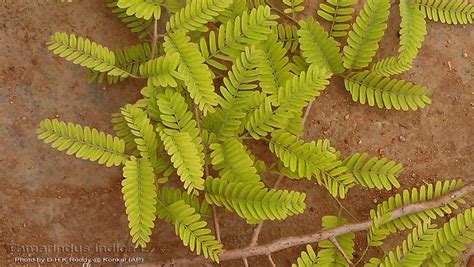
[{"left": 0, "top": 0, "right": 473, "bottom": 266}]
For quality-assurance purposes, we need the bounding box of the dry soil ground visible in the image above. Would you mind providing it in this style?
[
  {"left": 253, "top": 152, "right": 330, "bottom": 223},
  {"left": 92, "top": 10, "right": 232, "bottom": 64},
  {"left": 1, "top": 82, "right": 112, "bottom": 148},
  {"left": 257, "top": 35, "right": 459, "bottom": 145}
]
[{"left": 0, "top": 0, "right": 473, "bottom": 266}]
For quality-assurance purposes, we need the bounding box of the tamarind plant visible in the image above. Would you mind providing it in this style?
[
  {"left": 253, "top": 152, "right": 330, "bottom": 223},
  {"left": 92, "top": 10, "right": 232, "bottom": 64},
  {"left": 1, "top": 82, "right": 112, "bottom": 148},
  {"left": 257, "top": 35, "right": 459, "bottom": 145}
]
[{"left": 40, "top": 0, "right": 474, "bottom": 265}]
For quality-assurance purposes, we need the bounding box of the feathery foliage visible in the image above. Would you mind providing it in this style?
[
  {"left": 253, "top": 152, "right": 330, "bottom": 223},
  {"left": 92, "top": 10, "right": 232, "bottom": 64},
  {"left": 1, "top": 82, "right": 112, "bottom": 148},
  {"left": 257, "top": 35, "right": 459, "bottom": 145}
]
[
  {"left": 344, "top": 70, "right": 432, "bottom": 111},
  {"left": 274, "top": 24, "right": 299, "bottom": 53},
  {"left": 107, "top": 0, "right": 153, "bottom": 40},
  {"left": 160, "top": 130, "right": 205, "bottom": 195},
  {"left": 199, "top": 5, "right": 279, "bottom": 70},
  {"left": 122, "top": 156, "right": 157, "bottom": 247},
  {"left": 343, "top": 153, "right": 402, "bottom": 190},
  {"left": 399, "top": 0, "right": 427, "bottom": 63},
  {"left": 139, "top": 53, "right": 180, "bottom": 87},
  {"left": 156, "top": 197, "right": 223, "bottom": 261},
  {"left": 204, "top": 177, "right": 306, "bottom": 222},
  {"left": 48, "top": 32, "right": 129, "bottom": 77},
  {"left": 210, "top": 138, "right": 262, "bottom": 184},
  {"left": 342, "top": 0, "right": 390, "bottom": 70},
  {"left": 283, "top": 0, "right": 305, "bottom": 17},
  {"left": 42, "top": 0, "right": 474, "bottom": 262},
  {"left": 164, "top": 30, "right": 218, "bottom": 115},
  {"left": 205, "top": 47, "right": 262, "bottom": 139},
  {"left": 375, "top": 221, "right": 438, "bottom": 266},
  {"left": 89, "top": 43, "right": 151, "bottom": 84},
  {"left": 367, "top": 179, "right": 465, "bottom": 246},
  {"left": 256, "top": 33, "right": 293, "bottom": 95},
  {"left": 37, "top": 119, "right": 127, "bottom": 167},
  {"left": 413, "top": 0, "right": 474, "bottom": 25},
  {"left": 317, "top": 0, "right": 357, "bottom": 39},
  {"left": 424, "top": 207, "right": 474, "bottom": 266},
  {"left": 117, "top": 0, "right": 163, "bottom": 20},
  {"left": 292, "top": 244, "right": 318, "bottom": 267},
  {"left": 298, "top": 17, "right": 344, "bottom": 74},
  {"left": 166, "top": 0, "right": 233, "bottom": 32},
  {"left": 371, "top": 56, "right": 413, "bottom": 77},
  {"left": 120, "top": 104, "right": 159, "bottom": 165}
]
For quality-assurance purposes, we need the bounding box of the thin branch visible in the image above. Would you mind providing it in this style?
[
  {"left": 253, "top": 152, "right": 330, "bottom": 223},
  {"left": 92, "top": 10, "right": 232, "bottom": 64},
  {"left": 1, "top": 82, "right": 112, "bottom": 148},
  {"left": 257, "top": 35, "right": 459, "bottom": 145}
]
[
  {"left": 193, "top": 103, "right": 220, "bottom": 242},
  {"left": 212, "top": 205, "right": 221, "bottom": 243},
  {"left": 329, "top": 236, "right": 353, "bottom": 265},
  {"left": 157, "top": 183, "right": 473, "bottom": 265},
  {"left": 267, "top": 254, "right": 276, "bottom": 267},
  {"left": 150, "top": 19, "right": 158, "bottom": 59},
  {"left": 242, "top": 257, "right": 249, "bottom": 267}
]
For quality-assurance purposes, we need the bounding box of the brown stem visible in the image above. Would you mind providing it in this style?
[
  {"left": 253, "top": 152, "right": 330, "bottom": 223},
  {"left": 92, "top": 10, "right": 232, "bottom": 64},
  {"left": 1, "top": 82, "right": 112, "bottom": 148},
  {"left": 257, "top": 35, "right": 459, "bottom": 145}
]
[
  {"left": 157, "top": 183, "right": 473, "bottom": 265},
  {"left": 150, "top": 19, "right": 158, "bottom": 59}
]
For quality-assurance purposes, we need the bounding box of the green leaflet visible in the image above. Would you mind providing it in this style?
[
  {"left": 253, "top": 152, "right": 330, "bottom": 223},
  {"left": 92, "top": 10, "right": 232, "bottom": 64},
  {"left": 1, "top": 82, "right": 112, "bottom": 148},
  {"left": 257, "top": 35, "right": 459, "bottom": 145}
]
[
  {"left": 274, "top": 24, "right": 299, "bottom": 53},
  {"left": 47, "top": 32, "right": 130, "bottom": 77},
  {"left": 298, "top": 17, "right": 344, "bottom": 74},
  {"left": 413, "top": 0, "right": 474, "bottom": 25},
  {"left": 424, "top": 208, "right": 474, "bottom": 266},
  {"left": 256, "top": 33, "right": 293, "bottom": 95},
  {"left": 371, "top": 56, "right": 413, "bottom": 77},
  {"left": 156, "top": 89, "right": 205, "bottom": 164},
  {"left": 317, "top": 0, "right": 357, "bottom": 39},
  {"left": 139, "top": 53, "right": 181, "bottom": 87},
  {"left": 156, "top": 198, "right": 223, "bottom": 261},
  {"left": 399, "top": 0, "right": 427, "bottom": 63},
  {"left": 159, "top": 130, "right": 205, "bottom": 194},
  {"left": 37, "top": 119, "right": 127, "bottom": 167},
  {"left": 343, "top": 153, "right": 402, "bottom": 190},
  {"left": 122, "top": 156, "right": 157, "bottom": 247},
  {"left": 117, "top": 0, "right": 163, "bottom": 20},
  {"left": 205, "top": 47, "right": 262, "bottom": 139},
  {"left": 120, "top": 104, "right": 160, "bottom": 165},
  {"left": 166, "top": 0, "right": 233, "bottom": 32},
  {"left": 342, "top": 0, "right": 390, "bottom": 70},
  {"left": 156, "top": 186, "right": 211, "bottom": 219},
  {"left": 292, "top": 245, "right": 318, "bottom": 267},
  {"left": 199, "top": 5, "right": 279, "bottom": 70},
  {"left": 89, "top": 43, "right": 151, "bottom": 84},
  {"left": 376, "top": 221, "right": 438, "bottom": 266},
  {"left": 209, "top": 138, "right": 262, "bottom": 184},
  {"left": 204, "top": 176, "right": 306, "bottom": 222},
  {"left": 344, "top": 70, "right": 432, "bottom": 111},
  {"left": 283, "top": 0, "right": 304, "bottom": 17},
  {"left": 245, "top": 67, "right": 331, "bottom": 140},
  {"left": 164, "top": 30, "right": 219, "bottom": 115}
]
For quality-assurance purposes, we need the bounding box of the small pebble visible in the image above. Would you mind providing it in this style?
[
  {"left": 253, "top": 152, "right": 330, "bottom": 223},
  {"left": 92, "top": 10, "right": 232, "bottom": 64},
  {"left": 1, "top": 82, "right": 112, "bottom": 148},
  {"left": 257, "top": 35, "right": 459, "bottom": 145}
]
[
  {"left": 378, "top": 148, "right": 384, "bottom": 156},
  {"left": 373, "top": 198, "right": 378, "bottom": 204},
  {"left": 358, "top": 140, "right": 362, "bottom": 144},
  {"left": 344, "top": 114, "right": 350, "bottom": 120},
  {"left": 463, "top": 52, "right": 468, "bottom": 58},
  {"left": 399, "top": 135, "right": 406, "bottom": 142},
  {"left": 447, "top": 61, "right": 452, "bottom": 71}
]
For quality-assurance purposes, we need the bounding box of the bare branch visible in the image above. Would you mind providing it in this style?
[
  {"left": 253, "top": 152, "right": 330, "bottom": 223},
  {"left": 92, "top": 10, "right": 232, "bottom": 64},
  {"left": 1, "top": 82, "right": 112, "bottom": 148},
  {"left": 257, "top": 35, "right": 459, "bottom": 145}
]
[
  {"left": 329, "top": 236, "right": 353, "bottom": 265},
  {"left": 156, "top": 183, "right": 473, "bottom": 266},
  {"left": 150, "top": 19, "right": 158, "bottom": 59},
  {"left": 242, "top": 257, "right": 249, "bottom": 267}
]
